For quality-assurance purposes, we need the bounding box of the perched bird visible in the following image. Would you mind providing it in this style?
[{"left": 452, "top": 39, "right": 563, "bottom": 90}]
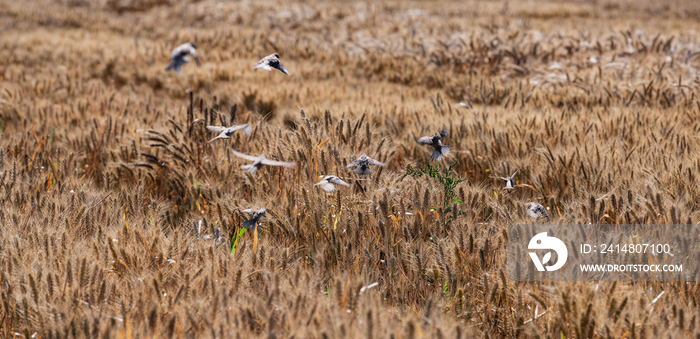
[
  {"left": 418, "top": 130, "right": 452, "bottom": 161},
  {"left": 230, "top": 149, "right": 296, "bottom": 174},
  {"left": 206, "top": 124, "right": 251, "bottom": 143},
  {"left": 490, "top": 166, "right": 523, "bottom": 190},
  {"left": 315, "top": 175, "right": 351, "bottom": 192},
  {"left": 526, "top": 202, "right": 552, "bottom": 221},
  {"left": 346, "top": 154, "right": 386, "bottom": 175},
  {"left": 165, "top": 43, "right": 200, "bottom": 75},
  {"left": 240, "top": 208, "right": 266, "bottom": 231},
  {"left": 253, "top": 53, "right": 290, "bottom": 75}
]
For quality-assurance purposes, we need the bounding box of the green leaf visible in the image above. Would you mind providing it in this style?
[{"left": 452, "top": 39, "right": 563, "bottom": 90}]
[
  {"left": 230, "top": 228, "right": 247, "bottom": 255},
  {"left": 450, "top": 199, "right": 463, "bottom": 204}
]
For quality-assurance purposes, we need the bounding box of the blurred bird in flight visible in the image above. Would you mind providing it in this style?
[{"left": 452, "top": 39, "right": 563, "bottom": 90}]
[
  {"left": 166, "top": 43, "right": 200, "bottom": 75},
  {"left": 346, "top": 154, "right": 386, "bottom": 175},
  {"left": 230, "top": 150, "right": 296, "bottom": 174}
]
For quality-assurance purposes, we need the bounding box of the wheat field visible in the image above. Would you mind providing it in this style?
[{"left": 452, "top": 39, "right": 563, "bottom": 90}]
[{"left": 2, "top": 0, "right": 700, "bottom": 337}]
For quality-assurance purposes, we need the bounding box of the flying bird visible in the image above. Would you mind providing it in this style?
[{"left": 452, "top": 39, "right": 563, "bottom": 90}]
[
  {"left": 346, "top": 154, "right": 386, "bottom": 175},
  {"left": 253, "top": 53, "right": 290, "bottom": 75},
  {"left": 206, "top": 124, "right": 251, "bottom": 143},
  {"left": 315, "top": 175, "right": 351, "bottom": 192},
  {"left": 490, "top": 166, "right": 527, "bottom": 190},
  {"left": 418, "top": 130, "right": 452, "bottom": 161},
  {"left": 240, "top": 208, "right": 266, "bottom": 231},
  {"left": 230, "top": 149, "right": 296, "bottom": 174},
  {"left": 526, "top": 202, "right": 552, "bottom": 221},
  {"left": 166, "top": 43, "right": 200, "bottom": 75}
]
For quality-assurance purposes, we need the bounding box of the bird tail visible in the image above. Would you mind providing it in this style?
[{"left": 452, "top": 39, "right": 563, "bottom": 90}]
[
  {"left": 242, "top": 164, "right": 258, "bottom": 174},
  {"left": 440, "top": 145, "right": 452, "bottom": 156},
  {"left": 353, "top": 167, "right": 373, "bottom": 175},
  {"left": 542, "top": 208, "right": 552, "bottom": 221},
  {"left": 431, "top": 146, "right": 452, "bottom": 161},
  {"left": 536, "top": 205, "right": 552, "bottom": 220},
  {"left": 165, "top": 62, "right": 182, "bottom": 75},
  {"left": 275, "top": 64, "right": 291, "bottom": 75},
  {"left": 242, "top": 219, "right": 259, "bottom": 231}
]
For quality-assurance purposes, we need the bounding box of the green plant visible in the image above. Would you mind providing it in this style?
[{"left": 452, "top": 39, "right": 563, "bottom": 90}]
[{"left": 401, "top": 162, "right": 466, "bottom": 213}]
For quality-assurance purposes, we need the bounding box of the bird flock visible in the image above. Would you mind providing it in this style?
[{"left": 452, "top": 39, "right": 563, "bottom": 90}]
[{"left": 165, "top": 42, "right": 552, "bottom": 240}]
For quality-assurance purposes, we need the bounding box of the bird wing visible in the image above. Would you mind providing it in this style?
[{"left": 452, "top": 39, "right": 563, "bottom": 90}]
[
  {"left": 328, "top": 176, "right": 351, "bottom": 187},
  {"left": 418, "top": 136, "right": 433, "bottom": 145},
  {"left": 240, "top": 209, "right": 256, "bottom": 215},
  {"left": 489, "top": 176, "right": 509, "bottom": 181},
  {"left": 346, "top": 159, "right": 361, "bottom": 168},
  {"left": 509, "top": 166, "right": 522, "bottom": 179},
  {"left": 366, "top": 157, "right": 386, "bottom": 166},
  {"left": 182, "top": 46, "right": 200, "bottom": 67},
  {"left": 166, "top": 56, "right": 187, "bottom": 72},
  {"left": 171, "top": 44, "right": 187, "bottom": 58},
  {"left": 315, "top": 182, "right": 336, "bottom": 192},
  {"left": 230, "top": 149, "right": 260, "bottom": 161},
  {"left": 253, "top": 63, "right": 272, "bottom": 71},
  {"left": 208, "top": 133, "right": 226, "bottom": 143},
  {"left": 271, "top": 60, "right": 290, "bottom": 75},
  {"left": 260, "top": 158, "right": 296, "bottom": 167},
  {"left": 254, "top": 55, "right": 273, "bottom": 69},
  {"left": 229, "top": 124, "right": 249, "bottom": 132},
  {"left": 206, "top": 126, "right": 226, "bottom": 133}
]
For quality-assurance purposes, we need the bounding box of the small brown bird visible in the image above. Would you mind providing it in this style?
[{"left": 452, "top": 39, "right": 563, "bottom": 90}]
[
  {"left": 253, "top": 53, "right": 290, "bottom": 75},
  {"left": 418, "top": 130, "right": 452, "bottom": 161},
  {"left": 166, "top": 43, "right": 200, "bottom": 75},
  {"left": 206, "top": 124, "right": 251, "bottom": 143},
  {"left": 346, "top": 154, "right": 386, "bottom": 175},
  {"left": 230, "top": 149, "right": 296, "bottom": 174}
]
